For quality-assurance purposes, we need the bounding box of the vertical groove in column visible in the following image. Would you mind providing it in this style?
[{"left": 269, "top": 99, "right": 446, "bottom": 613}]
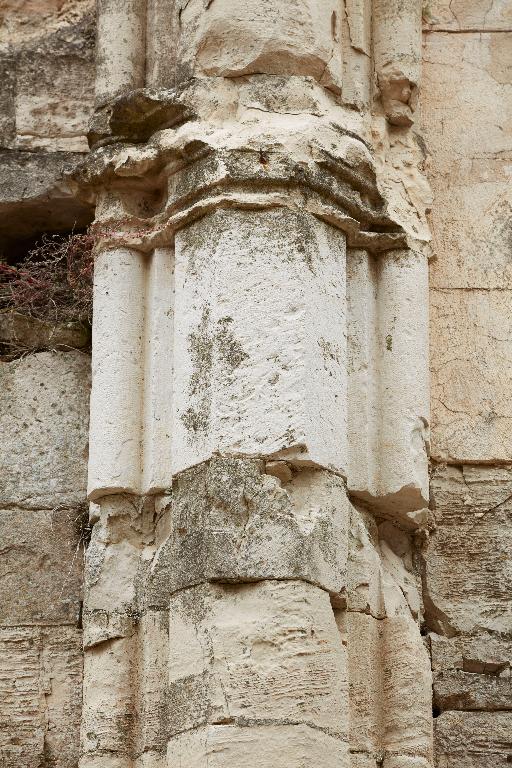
[
  {"left": 142, "top": 247, "right": 174, "bottom": 494},
  {"left": 377, "top": 249, "right": 430, "bottom": 510},
  {"left": 347, "top": 247, "right": 379, "bottom": 496}
]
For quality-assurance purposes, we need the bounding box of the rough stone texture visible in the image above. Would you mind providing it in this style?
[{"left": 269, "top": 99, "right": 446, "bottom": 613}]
[
  {"left": 0, "top": 506, "right": 84, "bottom": 626},
  {"left": 423, "top": 24, "right": 512, "bottom": 463},
  {"left": 424, "top": 465, "right": 512, "bottom": 637},
  {"left": 175, "top": 0, "right": 343, "bottom": 91},
  {"left": 430, "top": 632, "right": 512, "bottom": 712},
  {"left": 421, "top": 3, "right": 512, "bottom": 762},
  {"left": 434, "top": 711, "right": 512, "bottom": 767},
  {"left": 1, "top": 1, "right": 510, "bottom": 767},
  {"left": 167, "top": 580, "right": 348, "bottom": 738},
  {"left": 0, "top": 349, "right": 90, "bottom": 767},
  {"left": 423, "top": 0, "right": 512, "bottom": 31},
  {"left": 424, "top": 466, "right": 512, "bottom": 762},
  {"left": 147, "top": 458, "right": 348, "bottom": 600},
  {"left": 0, "top": 350, "right": 91, "bottom": 508},
  {"left": 0, "top": 149, "right": 93, "bottom": 248},
  {"left": 0, "top": 626, "right": 83, "bottom": 768},
  {"left": 173, "top": 208, "right": 348, "bottom": 476},
  {"left": 0, "top": 0, "right": 95, "bottom": 251}
]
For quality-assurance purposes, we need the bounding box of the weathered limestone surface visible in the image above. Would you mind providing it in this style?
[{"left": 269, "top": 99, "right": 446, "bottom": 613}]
[
  {"left": 422, "top": 465, "right": 512, "bottom": 746},
  {"left": 80, "top": 0, "right": 433, "bottom": 765},
  {"left": 1, "top": 0, "right": 509, "bottom": 767},
  {"left": 0, "top": 351, "right": 91, "bottom": 508},
  {"left": 0, "top": 626, "right": 83, "bottom": 768},
  {"left": 0, "top": 0, "right": 95, "bottom": 250},
  {"left": 434, "top": 712, "right": 512, "bottom": 767},
  {"left": 422, "top": 4, "right": 512, "bottom": 760},
  {"left": 0, "top": 350, "right": 90, "bottom": 768},
  {"left": 423, "top": 24, "right": 512, "bottom": 463},
  {"left": 424, "top": 466, "right": 512, "bottom": 637}
]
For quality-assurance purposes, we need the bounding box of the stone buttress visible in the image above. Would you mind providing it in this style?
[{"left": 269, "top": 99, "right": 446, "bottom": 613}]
[{"left": 78, "top": 1, "right": 433, "bottom": 766}]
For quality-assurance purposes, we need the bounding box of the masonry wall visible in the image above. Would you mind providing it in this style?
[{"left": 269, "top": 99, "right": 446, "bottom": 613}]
[
  {"left": 0, "top": 3, "right": 94, "bottom": 766},
  {"left": 421, "top": 2, "right": 512, "bottom": 764},
  {"left": 0, "top": 1, "right": 510, "bottom": 767}
]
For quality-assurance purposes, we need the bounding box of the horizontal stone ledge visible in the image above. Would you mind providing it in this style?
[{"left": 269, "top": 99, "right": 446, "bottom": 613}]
[
  {"left": 90, "top": 190, "right": 407, "bottom": 256},
  {"left": 88, "top": 88, "right": 197, "bottom": 148}
]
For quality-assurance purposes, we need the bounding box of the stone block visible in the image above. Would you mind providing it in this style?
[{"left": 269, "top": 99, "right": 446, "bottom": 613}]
[
  {"left": 430, "top": 633, "right": 512, "bottom": 712},
  {"left": 147, "top": 458, "right": 348, "bottom": 601},
  {"left": 347, "top": 248, "right": 429, "bottom": 519},
  {"left": 423, "top": 0, "right": 512, "bottom": 30},
  {"left": 173, "top": 208, "right": 347, "bottom": 475},
  {"left": 424, "top": 465, "right": 512, "bottom": 636},
  {"left": 0, "top": 312, "right": 90, "bottom": 355},
  {"left": 380, "top": 616, "right": 433, "bottom": 763},
  {"left": 167, "top": 580, "right": 348, "bottom": 739},
  {"left": 0, "top": 506, "right": 84, "bottom": 625},
  {"left": 434, "top": 711, "right": 512, "bottom": 767},
  {"left": 0, "top": 150, "right": 93, "bottom": 245},
  {"left": 430, "top": 288, "right": 512, "bottom": 463},
  {"left": 175, "top": 0, "right": 342, "bottom": 92},
  {"left": 0, "top": 350, "right": 90, "bottom": 508},
  {"left": 347, "top": 507, "right": 419, "bottom": 620},
  {"left": 3, "top": 3, "right": 95, "bottom": 152},
  {"left": 0, "top": 626, "right": 82, "bottom": 768},
  {"left": 167, "top": 724, "right": 348, "bottom": 768},
  {"left": 422, "top": 30, "right": 512, "bottom": 462},
  {"left": 81, "top": 636, "right": 135, "bottom": 760}
]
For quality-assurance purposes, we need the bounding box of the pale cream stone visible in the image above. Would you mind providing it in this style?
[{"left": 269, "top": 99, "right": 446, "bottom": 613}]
[
  {"left": 147, "top": 459, "right": 348, "bottom": 600},
  {"left": 347, "top": 249, "right": 430, "bottom": 520},
  {"left": 434, "top": 711, "right": 512, "bottom": 768},
  {"left": 423, "top": 0, "right": 512, "bottom": 31},
  {"left": 84, "top": 494, "right": 154, "bottom": 617},
  {"left": 145, "top": 0, "right": 177, "bottom": 88},
  {"left": 0, "top": 350, "right": 90, "bottom": 508},
  {"left": 430, "top": 633, "right": 512, "bottom": 712},
  {"left": 135, "top": 611, "right": 169, "bottom": 758},
  {"left": 176, "top": 0, "right": 343, "bottom": 92},
  {"left": 381, "top": 616, "right": 433, "bottom": 763},
  {"left": 167, "top": 725, "right": 348, "bottom": 768},
  {"left": 0, "top": 506, "right": 83, "bottom": 625},
  {"left": 430, "top": 284, "right": 512, "bottom": 463},
  {"left": 167, "top": 580, "right": 349, "bottom": 738},
  {"left": 142, "top": 247, "right": 174, "bottom": 495},
  {"left": 81, "top": 637, "right": 135, "bottom": 763},
  {"left": 343, "top": 611, "right": 381, "bottom": 756},
  {"left": 88, "top": 247, "right": 146, "bottom": 499},
  {"left": 373, "top": 0, "right": 422, "bottom": 125},
  {"left": 95, "top": 0, "right": 146, "bottom": 105},
  {"left": 0, "top": 626, "right": 82, "bottom": 768},
  {"left": 341, "top": 0, "right": 372, "bottom": 111},
  {"left": 424, "top": 465, "right": 512, "bottom": 636},
  {"left": 172, "top": 208, "right": 347, "bottom": 475},
  {"left": 347, "top": 505, "right": 385, "bottom": 618},
  {"left": 422, "top": 30, "right": 512, "bottom": 462}
]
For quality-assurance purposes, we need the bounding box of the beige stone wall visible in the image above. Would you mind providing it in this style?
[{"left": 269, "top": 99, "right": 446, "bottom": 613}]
[
  {"left": 0, "top": 0, "right": 94, "bottom": 247},
  {"left": 0, "top": 351, "right": 91, "bottom": 767},
  {"left": 422, "top": 2, "right": 512, "bottom": 765},
  {"left": 0, "top": 1, "right": 510, "bottom": 767}
]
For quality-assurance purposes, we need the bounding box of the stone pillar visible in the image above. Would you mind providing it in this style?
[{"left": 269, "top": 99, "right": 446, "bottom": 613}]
[{"left": 80, "top": 0, "right": 432, "bottom": 766}]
